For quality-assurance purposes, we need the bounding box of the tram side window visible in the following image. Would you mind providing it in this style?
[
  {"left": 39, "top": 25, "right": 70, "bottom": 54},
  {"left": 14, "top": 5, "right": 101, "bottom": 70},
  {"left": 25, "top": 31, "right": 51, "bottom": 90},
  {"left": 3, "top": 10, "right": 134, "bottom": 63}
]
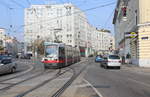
[{"left": 59, "top": 47, "right": 65, "bottom": 58}]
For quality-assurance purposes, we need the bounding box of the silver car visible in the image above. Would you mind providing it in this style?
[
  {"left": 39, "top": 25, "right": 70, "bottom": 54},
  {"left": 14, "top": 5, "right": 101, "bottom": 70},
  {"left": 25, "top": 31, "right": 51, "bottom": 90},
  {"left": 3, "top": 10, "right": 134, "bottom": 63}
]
[
  {"left": 101, "top": 55, "right": 121, "bottom": 69},
  {"left": 0, "top": 55, "right": 17, "bottom": 75}
]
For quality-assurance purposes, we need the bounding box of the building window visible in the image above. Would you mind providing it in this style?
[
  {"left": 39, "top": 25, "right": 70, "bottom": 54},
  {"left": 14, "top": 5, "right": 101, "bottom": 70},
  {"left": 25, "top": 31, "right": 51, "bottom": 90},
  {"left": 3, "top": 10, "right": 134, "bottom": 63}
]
[
  {"left": 78, "top": 35, "right": 80, "bottom": 38},
  {"left": 66, "top": 6, "right": 72, "bottom": 16},
  {"left": 70, "top": 34, "right": 72, "bottom": 37},
  {"left": 57, "top": 8, "right": 62, "bottom": 17}
]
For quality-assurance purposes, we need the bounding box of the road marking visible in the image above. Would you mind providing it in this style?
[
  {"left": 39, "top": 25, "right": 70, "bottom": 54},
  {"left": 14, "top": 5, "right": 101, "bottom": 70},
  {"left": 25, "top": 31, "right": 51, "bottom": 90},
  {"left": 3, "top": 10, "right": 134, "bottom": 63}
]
[
  {"left": 76, "top": 84, "right": 90, "bottom": 88},
  {"left": 55, "top": 78, "right": 70, "bottom": 81},
  {"left": 128, "top": 78, "right": 150, "bottom": 88},
  {"left": 14, "top": 63, "right": 34, "bottom": 77},
  {"left": 19, "top": 63, "right": 34, "bottom": 75},
  {"left": 83, "top": 79, "right": 104, "bottom": 97}
]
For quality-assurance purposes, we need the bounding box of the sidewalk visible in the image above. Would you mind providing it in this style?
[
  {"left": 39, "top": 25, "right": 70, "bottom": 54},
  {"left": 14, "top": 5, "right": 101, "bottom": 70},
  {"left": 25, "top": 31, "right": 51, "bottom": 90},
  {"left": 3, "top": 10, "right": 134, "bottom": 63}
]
[{"left": 122, "top": 64, "right": 150, "bottom": 74}]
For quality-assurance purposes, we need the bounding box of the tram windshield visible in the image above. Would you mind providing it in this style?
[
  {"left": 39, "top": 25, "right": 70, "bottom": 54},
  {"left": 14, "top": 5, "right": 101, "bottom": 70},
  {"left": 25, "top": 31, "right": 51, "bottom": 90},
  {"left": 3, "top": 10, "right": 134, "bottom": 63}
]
[{"left": 45, "top": 45, "right": 58, "bottom": 57}]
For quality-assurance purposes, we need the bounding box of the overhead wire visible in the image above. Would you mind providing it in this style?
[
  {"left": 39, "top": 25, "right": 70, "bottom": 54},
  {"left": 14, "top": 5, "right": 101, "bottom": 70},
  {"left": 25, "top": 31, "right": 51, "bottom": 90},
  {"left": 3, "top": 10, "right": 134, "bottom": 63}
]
[
  {"left": 59, "top": 0, "right": 64, "bottom": 4},
  {"left": 0, "top": 1, "right": 14, "bottom": 30},
  {"left": 72, "top": 0, "right": 87, "bottom": 7},
  {"left": 0, "top": 0, "right": 14, "bottom": 9},
  {"left": 0, "top": 0, "right": 26, "bottom": 36},
  {"left": 11, "top": 0, "right": 26, "bottom": 8},
  {"left": 13, "top": 2, "right": 116, "bottom": 33},
  {"left": 26, "top": 0, "right": 31, "bottom": 5},
  {"left": 67, "top": 0, "right": 70, "bottom": 3},
  {"left": 104, "top": 8, "right": 116, "bottom": 28},
  {"left": 22, "top": 2, "right": 116, "bottom": 27},
  {"left": 0, "top": 0, "right": 117, "bottom": 41},
  {"left": 73, "top": 0, "right": 113, "bottom": 7}
]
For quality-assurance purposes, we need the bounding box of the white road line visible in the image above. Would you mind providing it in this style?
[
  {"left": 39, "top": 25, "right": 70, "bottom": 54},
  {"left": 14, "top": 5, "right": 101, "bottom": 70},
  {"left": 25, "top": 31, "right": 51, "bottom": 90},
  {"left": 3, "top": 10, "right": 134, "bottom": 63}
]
[
  {"left": 22, "top": 64, "right": 34, "bottom": 74},
  {"left": 15, "top": 63, "right": 34, "bottom": 76},
  {"left": 76, "top": 84, "right": 90, "bottom": 88},
  {"left": 128, "top": 78, "right": 150, "bottom": 88},
  {"left": 83, "top": 79, "right": 104, "bottom": 97},
  {"left": 55, "top": 78, "right": 70, "bottom": 81}
]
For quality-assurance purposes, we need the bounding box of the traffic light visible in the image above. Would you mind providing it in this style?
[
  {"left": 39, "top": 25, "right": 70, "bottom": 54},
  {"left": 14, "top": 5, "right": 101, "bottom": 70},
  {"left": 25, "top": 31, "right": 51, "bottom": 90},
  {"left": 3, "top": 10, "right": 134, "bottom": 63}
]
[{"left": 122, "top": 7, "right": 127, "bottom": 17}]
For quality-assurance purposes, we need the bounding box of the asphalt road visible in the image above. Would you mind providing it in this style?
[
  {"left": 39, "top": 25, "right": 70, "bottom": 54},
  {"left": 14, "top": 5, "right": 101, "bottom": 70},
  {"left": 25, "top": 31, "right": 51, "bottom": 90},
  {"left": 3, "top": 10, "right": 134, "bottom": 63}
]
[
  {"left": 1, "top": 58, "right": 150, "bottom": 97},
  {"left": 0, "top": 58, "right": 88, "bottom": 97},
  {"left": 0, "top": 58, "right": 44, "bottom": 82},
  {"left": 84, "top": 60, "right": 150, "bottom": 97}
]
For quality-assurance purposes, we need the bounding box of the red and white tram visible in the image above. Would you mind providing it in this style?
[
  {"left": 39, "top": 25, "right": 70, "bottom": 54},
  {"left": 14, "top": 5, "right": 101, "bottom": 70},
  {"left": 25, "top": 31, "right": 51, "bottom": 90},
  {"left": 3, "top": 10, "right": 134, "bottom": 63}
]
[{"left": 41, "top": 42, "right": 80, "bottom": 69}]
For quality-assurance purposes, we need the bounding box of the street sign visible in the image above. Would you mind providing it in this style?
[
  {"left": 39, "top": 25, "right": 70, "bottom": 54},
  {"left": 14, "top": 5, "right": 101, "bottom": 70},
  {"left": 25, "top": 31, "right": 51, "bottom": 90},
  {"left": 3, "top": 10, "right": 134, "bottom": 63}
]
[
  {"left": 130, "top": 32, "right": 137, "bottom": 38},
  {"left": 125, "top": 32, "right": 137, "bottom": 38}
]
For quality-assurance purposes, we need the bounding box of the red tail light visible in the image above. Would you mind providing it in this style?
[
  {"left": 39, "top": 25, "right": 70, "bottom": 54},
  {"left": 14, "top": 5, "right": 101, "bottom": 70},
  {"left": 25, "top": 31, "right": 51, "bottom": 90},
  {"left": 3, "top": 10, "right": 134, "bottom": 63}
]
[{"left": 119, "top": 60, "right": 122, "bottom": 63}]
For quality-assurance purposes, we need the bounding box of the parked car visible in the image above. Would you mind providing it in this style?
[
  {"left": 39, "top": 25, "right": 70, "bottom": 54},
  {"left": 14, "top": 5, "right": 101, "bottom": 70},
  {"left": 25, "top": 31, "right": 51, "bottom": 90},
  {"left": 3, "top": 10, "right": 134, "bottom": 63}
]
[
  {"left": 20, "top": 54, "right": 31, "bottom": 59},
  {"left": 88, "top": 55, "right": 94, "bottom": 57},
  {"left": 95, "top": 55, "right": 103, "bottom": 62},
  {"left": 101, "top": 55, "right": 121, "bottom": 69},
  {"left": 0, "top": 55, "right": 17, "bottom": 75}
]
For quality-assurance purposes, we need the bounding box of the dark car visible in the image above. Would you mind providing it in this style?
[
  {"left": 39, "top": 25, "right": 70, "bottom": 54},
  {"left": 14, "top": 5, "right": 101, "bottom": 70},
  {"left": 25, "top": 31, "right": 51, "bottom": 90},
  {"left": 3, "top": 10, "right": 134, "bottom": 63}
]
[
  {"left": 0, "top": 55, "right": 17, "bottom": 75},
  {"left": 20, "top": 54, "right": 31, "bottom": 59},
  {"left": 89, "top": 55, "right": 94, "bottom": 57}
]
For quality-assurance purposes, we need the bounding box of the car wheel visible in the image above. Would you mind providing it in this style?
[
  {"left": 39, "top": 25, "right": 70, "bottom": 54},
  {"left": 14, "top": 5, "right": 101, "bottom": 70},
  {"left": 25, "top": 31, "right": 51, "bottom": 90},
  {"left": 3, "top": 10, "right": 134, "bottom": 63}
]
[
  {"left": 11, "top": 67, "right": 16, "bottom": 73},
  {"left": 100, "top": 64, "right": 103, "bottom": 67},
  {"left": 105, "top": 65, "right": 108, "bottom": 69},
  {"left": 117, "top": 66, "right": 121, "bottom": 69},
  {"left": 105, "top": 65, "right": 107, "bottom": 69},
  {"left": 104, "top": 65, "right": 106, "bottom": 69},
  {"left": 44, "top": 65, "right": 49, "bottom": 69}
]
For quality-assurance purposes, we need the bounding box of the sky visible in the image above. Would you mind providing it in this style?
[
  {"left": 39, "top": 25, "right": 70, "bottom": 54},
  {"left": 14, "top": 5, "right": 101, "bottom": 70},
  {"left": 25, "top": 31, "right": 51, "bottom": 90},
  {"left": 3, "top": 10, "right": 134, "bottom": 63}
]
[{"left": 0, "top": 0, "right": 117, "bottom": 41}]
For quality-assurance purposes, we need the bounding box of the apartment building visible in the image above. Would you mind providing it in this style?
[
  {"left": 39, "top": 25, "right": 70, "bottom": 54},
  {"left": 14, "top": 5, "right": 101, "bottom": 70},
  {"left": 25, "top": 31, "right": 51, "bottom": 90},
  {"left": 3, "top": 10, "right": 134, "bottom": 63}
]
[
  {"left": 113, "top": 0, "right": 150, "bottom": 67},
  {"left": 24, "top": 3, "right": 115, "bottom": 57},
  {"left": 0, "top": 28, "right": 5, "bottom": 47},
  {"left": 96, "top": 29, "right": 115, "bottom": 54},
  {"left": 24, "top": 3, "right": 88, "bottom": 55}
]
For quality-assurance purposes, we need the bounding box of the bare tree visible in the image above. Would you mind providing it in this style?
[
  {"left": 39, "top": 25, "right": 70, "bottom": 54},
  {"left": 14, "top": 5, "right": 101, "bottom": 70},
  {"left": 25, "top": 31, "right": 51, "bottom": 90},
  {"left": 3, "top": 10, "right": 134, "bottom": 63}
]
[{"left": 32, "top": 38, "right": 44, "bottom": 56}]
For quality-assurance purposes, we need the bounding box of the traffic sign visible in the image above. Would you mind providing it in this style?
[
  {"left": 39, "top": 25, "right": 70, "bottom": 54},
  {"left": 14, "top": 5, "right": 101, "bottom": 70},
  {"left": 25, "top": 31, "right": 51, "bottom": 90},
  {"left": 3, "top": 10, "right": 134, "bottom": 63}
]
[
  {"left": 125, "top": 32, "right": 137, "bottom": 38},
  {"left": 130, "top": 32, "right": 137, "bottom": 38}
]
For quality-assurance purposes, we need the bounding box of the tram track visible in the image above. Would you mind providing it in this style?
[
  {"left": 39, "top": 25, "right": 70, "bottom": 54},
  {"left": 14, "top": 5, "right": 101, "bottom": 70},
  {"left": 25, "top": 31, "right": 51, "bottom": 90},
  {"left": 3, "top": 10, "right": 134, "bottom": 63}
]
[
  {"left": 14, "top": 61, "right": 87, "bottom": 97},
  {"left": 0, "top": 59, "right": 35, "bottom": 82},
  {"left": 14, "top": 68, "right": 71, "bottom": 97},
  {"left": 0, "top": 58, "right": 88, "bottom": 97},
  {"left": 0, "top": 69, "right": 54, "bottom": 91},
  {"left": 0, "top": 64, "right": 34, "bottom": 83},
  {"left": 51, "top": 66, "right": 86, "bottom": 97}
]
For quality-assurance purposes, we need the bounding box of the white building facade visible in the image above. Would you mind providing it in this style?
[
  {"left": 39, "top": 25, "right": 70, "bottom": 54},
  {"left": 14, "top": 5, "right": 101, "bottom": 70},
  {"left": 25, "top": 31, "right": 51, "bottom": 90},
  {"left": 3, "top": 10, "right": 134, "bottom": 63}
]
[
  {"left": 24, "top": 3, "right": 114, "bottom": 57},
  {"left": 96, "top": 29, "right": 115, "bottom": 55},
  {"left": 113, "top": 0, "right": 150, "bottom": 67},
  {"left": 24, "top": 3, "right": 89, "bottom": 56},
  {"left": 0, "top": 28, "right": 5, "bottom": 48}
]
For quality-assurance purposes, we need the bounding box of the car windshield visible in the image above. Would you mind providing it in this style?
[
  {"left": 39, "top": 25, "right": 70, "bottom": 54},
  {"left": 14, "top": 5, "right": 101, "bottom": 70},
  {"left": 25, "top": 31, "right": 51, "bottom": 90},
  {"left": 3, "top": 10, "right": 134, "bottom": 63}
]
[
  {"left": 109, "top": 55, "right": 120, "bottom": 59},
  {"left": 0, "top": 55, "right": 8, "bottom": 60},
  {"left": 0, "top": 56, "right": 3, "bottom": 60}
]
